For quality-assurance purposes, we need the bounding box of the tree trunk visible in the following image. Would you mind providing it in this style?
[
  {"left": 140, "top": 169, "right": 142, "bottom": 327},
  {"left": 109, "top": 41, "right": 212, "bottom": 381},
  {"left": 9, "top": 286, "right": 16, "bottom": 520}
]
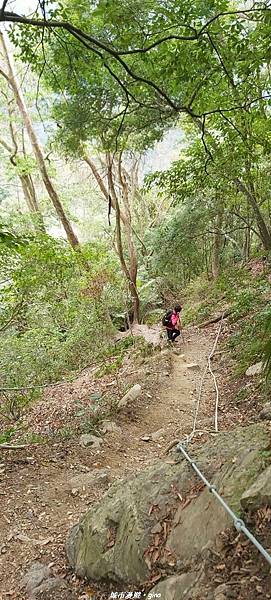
[
  {"left": 20, "top": 173, "right": 46, "bottom": 232},
  {"left": 83, "top": 154, "right": 127, "bottom": 224},
  {"left": 106, "top": 155, "right": 140, "bottom": 323},
  {"left": 0, "top": 33, "right": 79, "bottom": 248},
  {"left": 211, "top": 201, "right": 224, "bottom": 279},
  {"left": 118, "top": 155, "right": 138, "bottom": 285},
  {"left": 235, "top": 177, "right": 271, "bottom": 251},
  {"left": 85, "top": 151, "right": 140, "bottom": 322},
  {"left": 0, "top": 134, "right": 46, "bottom": 232}
]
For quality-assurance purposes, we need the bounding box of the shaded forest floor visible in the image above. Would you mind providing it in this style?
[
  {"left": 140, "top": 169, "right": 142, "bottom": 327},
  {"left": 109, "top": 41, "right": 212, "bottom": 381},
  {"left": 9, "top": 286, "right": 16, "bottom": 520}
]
[{"left": 0, "top": 323, "right": 269, "bottom": 599}]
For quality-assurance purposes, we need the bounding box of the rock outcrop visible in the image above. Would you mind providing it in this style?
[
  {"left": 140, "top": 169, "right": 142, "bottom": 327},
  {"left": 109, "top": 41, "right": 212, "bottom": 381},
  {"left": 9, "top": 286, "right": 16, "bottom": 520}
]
[
  {"left": 259, "top": 402, "right": 271, "bottom": 421},
  {"left": 241, "top": 463, "right": 271, "bottom": 510},
  {"left": 21, "top": 562, "right": 76, "bottom": 599},
  {"left": 66, "top": 424, "right": 270, "bottom": 589}
]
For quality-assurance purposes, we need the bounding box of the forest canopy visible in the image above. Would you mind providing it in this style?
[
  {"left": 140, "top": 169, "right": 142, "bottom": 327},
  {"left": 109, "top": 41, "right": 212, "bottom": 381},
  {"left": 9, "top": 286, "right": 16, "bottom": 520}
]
[{"left": 0, "top": 0, "right": 270, "bottom": 401}]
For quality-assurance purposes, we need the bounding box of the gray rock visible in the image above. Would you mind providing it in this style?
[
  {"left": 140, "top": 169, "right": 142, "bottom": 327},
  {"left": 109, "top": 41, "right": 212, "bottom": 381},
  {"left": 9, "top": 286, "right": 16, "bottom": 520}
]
[
  {"left": 213, "top": 583, "right": 231, "bottom": 600},
  {"left": 259, "top": 402, "right": 271, "bottom": 421},
  {"left": 67, "top": 424, "right": 269, "bottom": 586},
  {"left": 21, "top": 562, "right": 51, "bottom": 595},
  {"left": 151, "top": 429, "right": 166, "bottom": 442},
  {"left": 167, "top": 486, "right": 231, "bottom": 561},
  {"left": 79, "top": 434, "right": 102, "bottom": 449},
  {"left": 146, "top": 572, "right": 198, "bottom": 600},
  {"left": 69, "top": 469, "right": 110, "bottom": 492},
  {"left": 245, "top": 361, "right": 263, "bottom": 377},
  {"left": 32, "top": 577, "right": 76, "bottom": 600},
  {"left": 21, "top": 563, "right": 76, "bottom": 600},
  {"left": 118, "top": 384, "right": 142, "bottom": 409},
  {"left": 66, "top": 461, "right": 191, "bottom": 584},
  {"left": 241, "top": 464, "right": 271, "bottom": 510},
  {"left": 100, "top": 420, "right": 122, "bottom": 435}
]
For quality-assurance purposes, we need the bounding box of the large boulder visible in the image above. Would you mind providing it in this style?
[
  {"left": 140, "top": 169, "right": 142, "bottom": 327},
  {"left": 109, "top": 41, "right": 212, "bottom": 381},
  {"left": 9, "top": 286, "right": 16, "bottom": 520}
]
[
  {"left": 259, "top": 402, "right": 271, "bottom": 421},
  {"left": 146, "top": 571, "right": 199, "bottom": 600},
  {"left": 66, "top": 424, "right": 269, "bottom": 586},
  {"left": 66, "top": 460, "right": 191, "bottom": 584},
  {"left": 241, "top": 464, "right": 271, "bottom": 510},
  {"left": 167, "top": 443, "right": 267, "bottom": 560}
]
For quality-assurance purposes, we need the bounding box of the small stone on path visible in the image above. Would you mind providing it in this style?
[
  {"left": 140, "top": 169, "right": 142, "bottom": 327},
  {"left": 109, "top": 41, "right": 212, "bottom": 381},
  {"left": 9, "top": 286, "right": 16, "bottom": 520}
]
[
  {"left": 79, "top": 434, "right": 102, "bottom": 449},
  {"left": 118, "top": 384, "right": 142, "bottom": 409},
  {"left": 100, "top": 420, "right": 122, "bottom": 435},
  {"left": 151, "top": 429, "right": 166, "bottom": 441},
  {"left": 245, "top": 362, "right": 263, "bottom": 377},
  {"left": 69, "top": 469, "right": 110, "bottom": 492},
  {"left": 186, "top": 363, "right": 200, "bottom": 371}
]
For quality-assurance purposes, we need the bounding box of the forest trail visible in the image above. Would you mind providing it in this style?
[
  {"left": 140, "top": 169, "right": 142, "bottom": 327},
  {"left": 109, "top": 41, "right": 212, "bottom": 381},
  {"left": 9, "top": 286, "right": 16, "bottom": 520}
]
[{"left": 0, "top": 325, "right": 223, "bottom": 599}]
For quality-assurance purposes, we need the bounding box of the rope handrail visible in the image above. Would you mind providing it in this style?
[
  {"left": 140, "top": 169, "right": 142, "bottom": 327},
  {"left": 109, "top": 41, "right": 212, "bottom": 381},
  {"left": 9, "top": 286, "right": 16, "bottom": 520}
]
[
  {"left": 189, "top": 313, "right": 224, "bottom": 445},
  {"left": 177, "top": 442, "right": 271, "bottom": 566}
]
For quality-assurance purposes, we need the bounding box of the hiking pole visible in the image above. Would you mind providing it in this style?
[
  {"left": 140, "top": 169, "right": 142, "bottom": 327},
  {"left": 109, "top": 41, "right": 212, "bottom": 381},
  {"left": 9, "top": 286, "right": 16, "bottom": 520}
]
[{"left": 180, "top": 328, "right": 185, "bottom": 344}]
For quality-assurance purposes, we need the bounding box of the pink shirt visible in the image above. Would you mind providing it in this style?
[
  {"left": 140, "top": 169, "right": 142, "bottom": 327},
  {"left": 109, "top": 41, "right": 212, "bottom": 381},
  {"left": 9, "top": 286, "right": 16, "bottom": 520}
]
[{"left": 171, "top": 311, "right": 179, "bottom": 327}]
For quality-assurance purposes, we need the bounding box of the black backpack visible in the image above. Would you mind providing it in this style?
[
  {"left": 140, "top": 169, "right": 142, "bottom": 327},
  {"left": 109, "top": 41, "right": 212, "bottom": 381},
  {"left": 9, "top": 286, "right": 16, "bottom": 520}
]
[{"left": 162, "top": 309, "right": 173, "bottom": 327}]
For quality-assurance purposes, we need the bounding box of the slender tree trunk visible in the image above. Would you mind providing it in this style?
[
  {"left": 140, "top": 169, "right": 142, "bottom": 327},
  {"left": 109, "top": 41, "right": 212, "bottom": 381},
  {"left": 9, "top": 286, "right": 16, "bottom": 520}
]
[
  {"left": 20, "top": 174, "right": 46, "bottom": 232},
  {"left": 83, "top": 153, "right": 127, "bottom": 224},
  {"left": 0, "top": 134, "right": 46, "bottom": 232},
  {"left": 85, "top": 151, "right": 140, "bottom": 322},
  {"left": 243, "top": 226, "right": 251, "bottom": 261},
  {"left": 211, "top": 201, "right": 224, "bottom": 279},
  {"left": 106, "top": 155, "right": 140, "bottom": 323},
  {"left": 0, "top": 33, "right": 79, "bottom": 248},
  {"left": 211, "top": 228, "right": 222, "bottom": 279},
  {"left": 235, "top": 178, "right": 271, "bottom": 251},
  {"left": 118, "top": 155, "right": 138, "bottom": 285}
]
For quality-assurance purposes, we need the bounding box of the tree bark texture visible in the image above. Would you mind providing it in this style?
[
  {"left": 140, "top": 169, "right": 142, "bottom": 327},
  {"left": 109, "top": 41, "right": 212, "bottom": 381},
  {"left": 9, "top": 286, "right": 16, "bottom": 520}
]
[
  {"left": 0, "top": 33, "right": 79, "bottom": 248},
  {"left": 235, "top": 177, "right": 271, "bottom": 251},
  {"left": 85, "top": 151, "right": 140, "bottom": 322}
]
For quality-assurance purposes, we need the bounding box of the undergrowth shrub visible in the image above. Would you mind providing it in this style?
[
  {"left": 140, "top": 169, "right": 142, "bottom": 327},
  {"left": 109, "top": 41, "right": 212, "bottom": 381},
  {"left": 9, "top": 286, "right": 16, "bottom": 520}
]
[
  {"left": 0, "top": 234, "right": 123, "bottom": 419},
  {"left": 228, "top": 304, "right": 271, "bottom": 376}
]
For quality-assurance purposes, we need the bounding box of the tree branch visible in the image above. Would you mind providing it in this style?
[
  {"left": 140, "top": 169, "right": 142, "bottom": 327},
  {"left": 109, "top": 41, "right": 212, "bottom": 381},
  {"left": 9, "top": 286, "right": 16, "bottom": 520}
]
[
  {"left": 0, "top": 0, "right": 8, "bottom": 20},
  {"left": 0, "top": 443, "right": 28, "bottom": 450},
  {"left": 0, "top": 299, "right": 25, "bottom": 334}
]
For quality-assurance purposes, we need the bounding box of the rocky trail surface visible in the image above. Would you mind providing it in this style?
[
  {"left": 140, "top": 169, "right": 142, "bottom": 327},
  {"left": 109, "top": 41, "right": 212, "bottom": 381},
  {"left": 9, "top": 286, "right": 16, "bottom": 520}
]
[{"left": 0, "top": 324, "right": 269, "bottom": 600}]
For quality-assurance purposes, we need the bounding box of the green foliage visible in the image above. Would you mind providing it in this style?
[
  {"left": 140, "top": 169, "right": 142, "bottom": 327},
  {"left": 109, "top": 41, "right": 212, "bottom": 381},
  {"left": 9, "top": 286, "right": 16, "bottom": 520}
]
[
  {"left": 14, "top": 155, "right": 37, "bottom": 177},
  {"left": 0, "top": 427, "right": 16, "bottom": 445},
  {"left": 21, "top": 432, "right": 48, "bottom": 444},
  {"left": 0, "top": 222, "right": 29, "bottom": 248},
  {"left": 182, "top": 301, "right": 213, "bottom": 326},
  {"left": 0, "top": 234, "right": 123, "bottom": 413},
  {"left": 263, "top": 312, "right": 271, "bottom": 381},
  {"left": 230, "top": 288, "right": 264, "bottom": 322},
  {"left": 74, "top": 391, "right": 118, "bottom": 435},
  {"left": 180, "top": 265, "right": 271, "bottom": 381},
  {"left": 95, "top": 336, "right": 134, "bottom": 377},
  {"left": 2, "top": 0, "right": 271, "bottom": 433},
  {"left": 227, "top": 295, "right": 271, "bottom": 376}
]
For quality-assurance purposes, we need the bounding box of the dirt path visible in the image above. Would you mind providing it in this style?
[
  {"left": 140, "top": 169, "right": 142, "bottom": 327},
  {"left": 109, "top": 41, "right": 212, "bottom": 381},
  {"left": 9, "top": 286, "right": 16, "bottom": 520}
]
[{"left": 0, "top": 326, "right": 222, "bottom": 599}]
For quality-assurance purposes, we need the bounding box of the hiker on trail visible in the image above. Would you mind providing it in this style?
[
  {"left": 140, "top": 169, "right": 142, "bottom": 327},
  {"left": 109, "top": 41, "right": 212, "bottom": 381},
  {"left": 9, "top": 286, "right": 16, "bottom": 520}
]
[{"left": 162, "top": 304, "right": 182, "bottom": 343}]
